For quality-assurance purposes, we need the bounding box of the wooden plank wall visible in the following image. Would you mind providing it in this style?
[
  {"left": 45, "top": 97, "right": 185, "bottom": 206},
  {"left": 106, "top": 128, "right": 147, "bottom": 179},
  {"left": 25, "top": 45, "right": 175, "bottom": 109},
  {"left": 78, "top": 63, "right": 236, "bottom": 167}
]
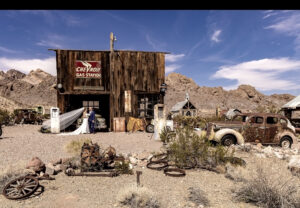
[
  {"left": 56, "top": 50, "right": 110, "bottom": 93},
  {"left": 55, "top": 50, "right": 165, "bottom": 130}
]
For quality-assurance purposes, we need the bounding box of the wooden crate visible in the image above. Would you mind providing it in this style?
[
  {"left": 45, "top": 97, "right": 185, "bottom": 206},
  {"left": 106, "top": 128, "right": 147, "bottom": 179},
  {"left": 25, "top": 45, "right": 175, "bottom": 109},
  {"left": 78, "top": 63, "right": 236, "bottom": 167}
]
[{"left": 113, "top": 117, "right": 126, "bottom": 132}]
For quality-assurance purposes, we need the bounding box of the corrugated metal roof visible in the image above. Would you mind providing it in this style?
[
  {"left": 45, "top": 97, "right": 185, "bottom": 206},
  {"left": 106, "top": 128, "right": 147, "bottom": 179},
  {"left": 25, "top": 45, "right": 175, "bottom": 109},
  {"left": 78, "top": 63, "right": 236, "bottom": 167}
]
[
  {"left": 282, "top": 95, "right": 300, "bottom": 109},
  {"left": 171, "top": 100, "right": 188, "bottom": 112}
]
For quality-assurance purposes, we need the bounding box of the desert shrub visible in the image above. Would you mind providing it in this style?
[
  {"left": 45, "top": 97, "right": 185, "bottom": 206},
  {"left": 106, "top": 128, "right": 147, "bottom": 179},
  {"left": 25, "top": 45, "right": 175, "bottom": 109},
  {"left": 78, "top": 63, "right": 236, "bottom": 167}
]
[
  {"left": 172, "top": 115, "right": 208, "bottom": 129},
  {"left": 117, "top": 184, "right": 160, "bottom": 208},
  {"left": 0, "top": 160, "right": 32, "bottom": 192},
  {"left": 159, "top": 126, "right": 176, "bottom": 144},
  {"left": 187, "top": 187, "right": 210, "bottom": 207},
  {"left": 166, "top": 126, "right": 236, "bottom": 169},
  {"left": 64, "top": 138, "right": 92, "bottom": 156},
  {"left": 0, "top": 109, "right": 12, "bottom": 125},
  {"left": 234, "top": 159, "right": 300, "bottom": 208},
  {"left": 115, "top": 161, "right": 133, "bottom": 175}
]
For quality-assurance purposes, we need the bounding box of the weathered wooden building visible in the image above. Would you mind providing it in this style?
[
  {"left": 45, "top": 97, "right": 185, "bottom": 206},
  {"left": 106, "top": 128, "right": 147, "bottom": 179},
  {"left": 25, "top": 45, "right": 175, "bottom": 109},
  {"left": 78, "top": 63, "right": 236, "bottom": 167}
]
[{"left": 50, "top": 41, "right": 167, "bottom": 131}]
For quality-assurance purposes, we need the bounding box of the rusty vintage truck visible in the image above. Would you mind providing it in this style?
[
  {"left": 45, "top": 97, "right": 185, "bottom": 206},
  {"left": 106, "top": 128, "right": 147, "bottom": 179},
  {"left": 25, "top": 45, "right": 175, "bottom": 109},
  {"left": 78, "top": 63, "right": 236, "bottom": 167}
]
[{"left": 206, "top": 113, "right": 298, "bottom": 148}]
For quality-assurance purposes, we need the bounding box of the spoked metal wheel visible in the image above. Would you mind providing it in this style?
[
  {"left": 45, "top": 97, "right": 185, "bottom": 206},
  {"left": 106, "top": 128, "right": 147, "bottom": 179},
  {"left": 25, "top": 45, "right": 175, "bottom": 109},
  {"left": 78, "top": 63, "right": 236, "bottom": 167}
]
[{"left": 2, "top": 176, "right": 39, "bottom": 200}]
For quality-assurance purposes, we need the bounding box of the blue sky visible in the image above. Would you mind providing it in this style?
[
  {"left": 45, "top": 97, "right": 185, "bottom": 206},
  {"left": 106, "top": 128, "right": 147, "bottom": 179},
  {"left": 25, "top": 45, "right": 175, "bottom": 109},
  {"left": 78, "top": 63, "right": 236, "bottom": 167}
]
[{"left": 0, "top": 10, "right": 300, "bottom": 95}]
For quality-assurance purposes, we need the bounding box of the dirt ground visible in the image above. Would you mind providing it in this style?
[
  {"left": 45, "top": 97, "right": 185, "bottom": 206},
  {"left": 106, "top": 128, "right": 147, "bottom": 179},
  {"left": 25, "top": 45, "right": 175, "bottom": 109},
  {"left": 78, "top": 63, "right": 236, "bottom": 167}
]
[{"left": 0, "top": 125, "right": 297, "bottom": 208}]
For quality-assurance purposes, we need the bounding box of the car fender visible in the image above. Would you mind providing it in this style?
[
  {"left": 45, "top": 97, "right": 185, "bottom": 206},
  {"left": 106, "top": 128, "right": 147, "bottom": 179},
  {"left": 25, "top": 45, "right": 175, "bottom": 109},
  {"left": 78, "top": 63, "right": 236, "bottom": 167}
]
[
  {"left": 276, "top": 130, "right": 298, "bottom": 145},
  {"left": 214, "top": 128, "right": 245, "bottom": 145}
]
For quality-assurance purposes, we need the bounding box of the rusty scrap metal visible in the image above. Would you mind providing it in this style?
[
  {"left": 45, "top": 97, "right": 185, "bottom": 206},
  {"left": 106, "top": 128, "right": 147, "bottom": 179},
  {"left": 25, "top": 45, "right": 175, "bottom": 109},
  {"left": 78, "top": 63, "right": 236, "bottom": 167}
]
[
  {"left": 65, "top": 170, "right": 118, "bottom": 177},
  {"left": 2, "top": 176, "right": 39, "bottom": 200},
  {"left": 146, "top": 161, "right": 168, "bottom": 170},
  {"left": 80, "top": 142, "right": 103, "bottom": 172},
  {"left": 149, "top": 153, "right": 168, "bottom": 163},
  {"left": 163, "top": 168, "right": 186, "bottom": 177}
]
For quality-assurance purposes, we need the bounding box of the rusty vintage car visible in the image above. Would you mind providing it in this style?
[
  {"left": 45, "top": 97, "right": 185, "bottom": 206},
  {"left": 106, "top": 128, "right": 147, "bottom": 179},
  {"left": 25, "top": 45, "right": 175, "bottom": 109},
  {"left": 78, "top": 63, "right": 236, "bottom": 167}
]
[{"left": 206, "top": 113, "right": 298, "bottom": 148}]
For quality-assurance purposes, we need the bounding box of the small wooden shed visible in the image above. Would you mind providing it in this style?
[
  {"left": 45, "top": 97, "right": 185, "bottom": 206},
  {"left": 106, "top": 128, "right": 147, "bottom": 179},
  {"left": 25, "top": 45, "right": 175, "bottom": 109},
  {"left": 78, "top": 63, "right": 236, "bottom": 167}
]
[
  {"left": 281, "top": 94, "right": 300, "bottom": 131},
  {"left": 170, "top": 93, "right": 197, "bottom": 117}
]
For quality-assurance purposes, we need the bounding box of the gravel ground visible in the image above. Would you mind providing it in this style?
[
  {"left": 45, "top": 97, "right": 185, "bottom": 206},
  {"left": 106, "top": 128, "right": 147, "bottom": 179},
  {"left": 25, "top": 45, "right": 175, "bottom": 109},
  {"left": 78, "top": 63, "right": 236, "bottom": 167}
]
[{"left": 0, "top": 125, "right": 287, "bottom": 208}]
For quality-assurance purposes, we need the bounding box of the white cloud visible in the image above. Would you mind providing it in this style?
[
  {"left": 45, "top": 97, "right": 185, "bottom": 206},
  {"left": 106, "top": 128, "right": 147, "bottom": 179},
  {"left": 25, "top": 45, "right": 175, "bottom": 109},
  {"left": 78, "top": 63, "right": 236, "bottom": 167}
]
[
  {"left": 0, "top": 46, "right": 17, "bottom": 54},
  {"left": 165, "top": 54, "right": 185, "bottom": 74},
  {"left": 212, "top": 58, "right": 300, "bottom": 91},
  {"left": 36, "top": 34, "right": 65, "bottom": 49},
  {"left": 0, "top": 57, "right": 56, "bottom": 75},
  {"left": 265, "top": 12, "right": 300, "bottom": 52},
  {"left": 145, "top": 34, "right": 166, "bottom": 51},
  {"left": 165, "top": 54, "right": 185, "bottom": 62},
  {"left": 165, "top": 64, "right": 181, "bottom": 73},
  {"left": 211, "top": 29, "right": 222, "bottom": 43}
]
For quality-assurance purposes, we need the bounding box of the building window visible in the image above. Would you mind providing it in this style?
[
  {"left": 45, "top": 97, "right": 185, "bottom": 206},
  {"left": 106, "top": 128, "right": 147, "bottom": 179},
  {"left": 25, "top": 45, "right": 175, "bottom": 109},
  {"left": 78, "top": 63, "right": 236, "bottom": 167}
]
[
  {"left": 83, "top": 101, "right": 99, "bottom": 109},
  {"left": 137, "top": 94, "right": 160, "bottom": 118}
]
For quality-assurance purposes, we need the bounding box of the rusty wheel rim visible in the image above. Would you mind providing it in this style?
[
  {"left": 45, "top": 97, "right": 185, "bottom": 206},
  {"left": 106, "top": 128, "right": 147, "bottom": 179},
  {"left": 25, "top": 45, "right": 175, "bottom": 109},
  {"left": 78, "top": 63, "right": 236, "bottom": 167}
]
[
  {"left": 163, "top": 168, "right": 186, "bottom": 177},
  {"left": 2, "top": 176, "right": 39, "bottom": 200},
  {"left": 146, "top": 161, "right": 168, "bottom": 170},
  {"left": 281, "top": 140, "right": 291, "bottom": 149}
]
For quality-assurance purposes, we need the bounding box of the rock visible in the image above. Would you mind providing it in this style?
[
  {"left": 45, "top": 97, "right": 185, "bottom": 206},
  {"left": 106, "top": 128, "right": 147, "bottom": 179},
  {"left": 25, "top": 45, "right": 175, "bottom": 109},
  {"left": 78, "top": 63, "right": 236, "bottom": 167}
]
[
  {"left": 54, "top": 164, "right": 63, "bottom": 173},
  {"left": 274, "top": 152, "right": 284, "bottom": 159},
  {"left": 26, "top": 157, "right": 45, "bottom": 173},
  {"left": 255, "top": 153, "right": 266, "bottom": 158},
  {"left": 51, "top": 158, "right": 62, "bottom": 165},
  {"left": 129, "top": 156, "right": 138, "bottom": 165},
  {"left": 137, "top": 151, "right": 149, "bottom": 160},
  {"left": 65, "top": 168, "right": 75, "bottom": 175},
  {"left": 45, "top": 163, "right": 56, "bottom": 175},
  {"left": 256, "top": 143, "right": 263, "bottom": 149},
  {"left": 263, "top": 146, "right": 273, "bottom": 157},
  {"left": 215, "top": 165, "right": 226, "bottom": 174},
  {"left": 288, "top": 155, "right": 300, "bottom": 176}
]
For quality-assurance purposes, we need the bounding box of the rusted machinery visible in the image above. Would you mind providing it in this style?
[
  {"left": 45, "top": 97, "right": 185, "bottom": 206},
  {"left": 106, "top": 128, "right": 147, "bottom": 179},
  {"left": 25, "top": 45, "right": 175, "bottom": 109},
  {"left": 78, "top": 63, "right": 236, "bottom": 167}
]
[{"left": 65, "top": 142, "right": 125, "bottom": 177}]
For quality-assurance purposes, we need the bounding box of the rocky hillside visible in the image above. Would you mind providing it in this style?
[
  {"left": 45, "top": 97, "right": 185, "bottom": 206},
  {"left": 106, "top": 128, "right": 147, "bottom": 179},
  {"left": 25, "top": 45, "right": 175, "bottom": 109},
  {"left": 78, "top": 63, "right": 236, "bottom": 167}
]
[
  {"left": 0, "top": 69, "right": 295, "bottom": 116},
  {"left": 165, "top": 72, "right": 295, "bottom": 116},
  {"left": 0, "top": 69, "right": 56, "bottom": 112}
]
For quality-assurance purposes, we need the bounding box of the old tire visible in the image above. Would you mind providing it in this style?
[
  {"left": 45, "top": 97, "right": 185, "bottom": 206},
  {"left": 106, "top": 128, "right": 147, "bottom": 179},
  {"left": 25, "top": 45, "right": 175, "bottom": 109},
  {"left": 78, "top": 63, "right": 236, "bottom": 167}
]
[
  {"left": 146, "top": 124, "right": 154, "bottom": 133},
  {"left": 221, "top": 134, "right": 236, "bottom": 146},
  {"left": 280, "top": 136, "right": 292, "bottom": 148}
]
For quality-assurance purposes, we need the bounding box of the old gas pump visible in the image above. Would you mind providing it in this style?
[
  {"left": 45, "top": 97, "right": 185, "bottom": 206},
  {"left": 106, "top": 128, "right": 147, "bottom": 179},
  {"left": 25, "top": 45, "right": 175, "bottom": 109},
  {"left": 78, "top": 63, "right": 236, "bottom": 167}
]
[
  {"left": 153, "top": 104, "right": 166, "bottom": 140},
  {"left": 50, "top": 107, "right": 60, "bottom": 133}
]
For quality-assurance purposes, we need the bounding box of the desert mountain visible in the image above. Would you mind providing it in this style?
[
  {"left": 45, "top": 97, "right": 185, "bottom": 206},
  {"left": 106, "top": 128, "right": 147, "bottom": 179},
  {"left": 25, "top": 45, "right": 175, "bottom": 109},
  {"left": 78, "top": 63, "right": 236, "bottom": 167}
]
[
  {"left": 0, "top": 69, "right": 56, "bottom": 112},
  {"left": 165, "top": 72, "right": 295, "bottom": 116},
  {"left": 0, "top": 69, "right": 295, "bottom": 116}
]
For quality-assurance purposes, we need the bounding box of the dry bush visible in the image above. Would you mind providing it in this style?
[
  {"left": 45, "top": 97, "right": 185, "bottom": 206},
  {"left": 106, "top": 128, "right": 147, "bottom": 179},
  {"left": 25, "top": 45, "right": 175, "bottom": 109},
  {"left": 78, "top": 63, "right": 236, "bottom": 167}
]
[
  {"left": 225, "top": 163, "right": 248, "bottom": 182},
  {"left": 117, "top": 183, "right": 160, "bottom": 208},
  {"left": 234, "top": 158, "right": 300, "bottom": 208},
  {"left": 166, "top": 126, "right": 237, "bottom": 169},
  {"left": 0, "top": 160, "right": 33, "bottom": 192},
  {"left": 115, "top": 161, "right": 133, "bottom": 175},
  {"left": 64, "top": 138, "right": 92, "bottom": 156},
  {"left": 187, "top": 187, "right": 210, "bottom": 207}
]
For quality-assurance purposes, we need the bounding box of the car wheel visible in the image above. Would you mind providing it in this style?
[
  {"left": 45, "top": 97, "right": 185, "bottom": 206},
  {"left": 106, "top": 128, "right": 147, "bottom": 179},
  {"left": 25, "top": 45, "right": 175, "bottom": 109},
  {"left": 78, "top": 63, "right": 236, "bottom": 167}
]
[
  {"left": 221, "top": 134, "right": 236, "bottom": 146},
  {"left": 280, "top": 136, "right": 292, "bottom": 149},
  {"left": 146, "top": 124, "right": 154, "bottom": 133}
]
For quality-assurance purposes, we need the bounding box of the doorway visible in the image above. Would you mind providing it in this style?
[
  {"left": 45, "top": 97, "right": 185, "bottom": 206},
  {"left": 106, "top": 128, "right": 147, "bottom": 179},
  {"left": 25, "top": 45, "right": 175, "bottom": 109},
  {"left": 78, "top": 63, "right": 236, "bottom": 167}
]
[{"left": 67, "top": 94, "right": 110, "bottom": 130}]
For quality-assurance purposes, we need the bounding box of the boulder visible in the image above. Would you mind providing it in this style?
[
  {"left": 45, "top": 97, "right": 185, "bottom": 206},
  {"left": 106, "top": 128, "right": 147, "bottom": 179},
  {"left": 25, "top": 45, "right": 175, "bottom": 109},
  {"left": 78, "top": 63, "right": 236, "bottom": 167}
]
[
  {"left": 263, "top": 146, "right": 273, "bottom": 157},
  {"left": 288, "top": 155, "right": 300, "bottom": 176},
  {"left": 129, "top": 157, "right": 138, "bottom": 165},
  {"left": 26, "top": 157, "right": 45, "bottom": 172}
]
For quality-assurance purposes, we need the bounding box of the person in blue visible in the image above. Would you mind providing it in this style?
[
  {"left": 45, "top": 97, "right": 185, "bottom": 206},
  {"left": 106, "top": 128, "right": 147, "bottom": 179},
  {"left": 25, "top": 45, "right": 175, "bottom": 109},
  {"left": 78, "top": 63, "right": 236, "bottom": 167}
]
[{"left": 88, "top": 107, "right": 96, "bottom": 133}]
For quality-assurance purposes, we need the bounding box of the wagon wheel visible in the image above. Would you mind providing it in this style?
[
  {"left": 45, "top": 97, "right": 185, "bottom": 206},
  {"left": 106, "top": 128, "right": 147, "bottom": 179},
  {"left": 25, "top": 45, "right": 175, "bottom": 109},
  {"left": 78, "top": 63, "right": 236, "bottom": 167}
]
[{"left": 2, "top": 176, "right": 39, "bottom": 200}]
